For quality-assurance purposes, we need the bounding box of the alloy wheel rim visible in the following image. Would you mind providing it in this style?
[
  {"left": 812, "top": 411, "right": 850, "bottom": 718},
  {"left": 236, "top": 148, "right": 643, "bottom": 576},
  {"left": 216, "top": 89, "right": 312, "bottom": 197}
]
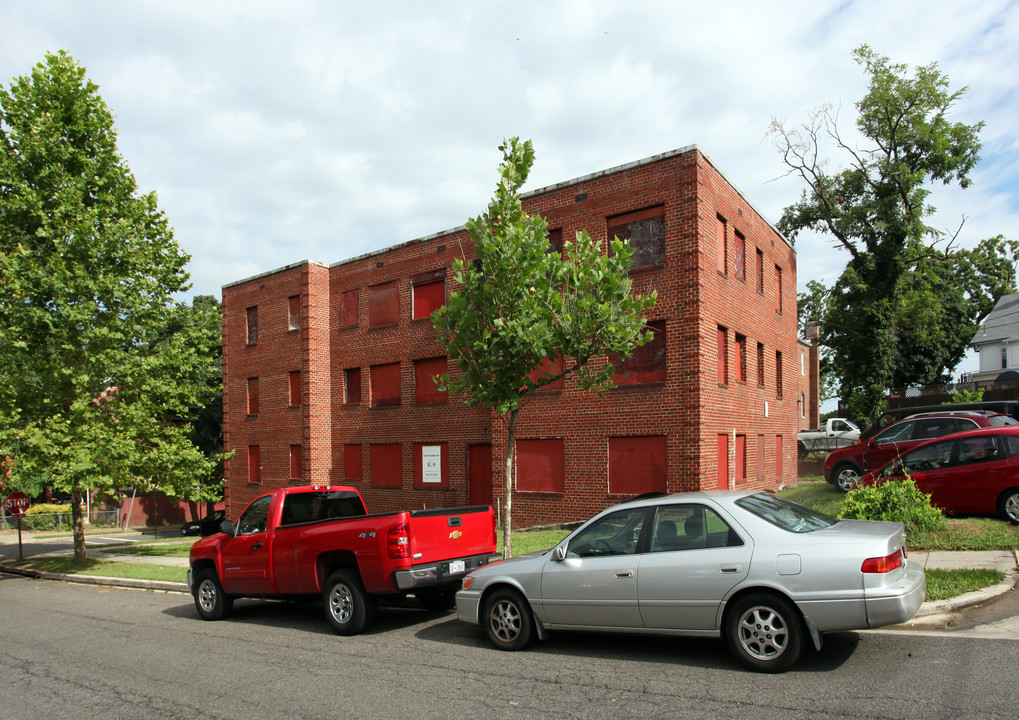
[
  {"left": 737, "top": 606, "right": 788, "bottom": 660},
  {"left": 329, "top": 584, "right": 353, "bottom": 624},
  {"left": 490, "top": 599, "right": 521, "bottom": 642},
  {"left": 1006, "top": 494, "right": 1019, "bottom": 522},
  {"left": 198, "top": 580, "right": 217, "bottom": 612}
]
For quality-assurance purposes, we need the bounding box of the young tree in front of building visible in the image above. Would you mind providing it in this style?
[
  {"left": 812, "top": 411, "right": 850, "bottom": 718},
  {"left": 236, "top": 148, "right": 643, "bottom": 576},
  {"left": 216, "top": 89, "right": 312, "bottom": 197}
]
[
  {"left": 773, "top": 45, "right": 1016, "bottom": 423},
  {"left": 432, "top": 138, "right": 656, "bottom": 557},
  {"left": 0, "top": 51, "right": 220, "bottom": 561}
]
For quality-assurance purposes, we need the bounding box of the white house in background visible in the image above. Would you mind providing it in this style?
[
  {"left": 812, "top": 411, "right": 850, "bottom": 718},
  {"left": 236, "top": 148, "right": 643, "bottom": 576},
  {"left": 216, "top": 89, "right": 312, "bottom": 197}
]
[{"left": 970, "top": 293, "right": 1019, "bottom": 381}]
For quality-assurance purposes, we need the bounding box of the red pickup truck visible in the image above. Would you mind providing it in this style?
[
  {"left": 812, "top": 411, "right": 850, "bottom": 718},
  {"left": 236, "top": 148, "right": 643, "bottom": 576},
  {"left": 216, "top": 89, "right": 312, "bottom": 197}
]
[{"left": 187, "top": 485, "right": 498, "bottom": 635}]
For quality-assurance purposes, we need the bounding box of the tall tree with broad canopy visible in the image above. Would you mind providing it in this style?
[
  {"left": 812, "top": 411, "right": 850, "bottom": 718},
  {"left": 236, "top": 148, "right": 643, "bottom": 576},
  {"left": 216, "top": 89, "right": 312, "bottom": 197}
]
[
  {"left": 432, "top": 138, "right": 657, "bottom": 557},
  {"left": 773, "top": 45, "right": 1016, "bottom": 423},
  {"left": 0, "top": 51, "right": 221, "bottom": 560}
]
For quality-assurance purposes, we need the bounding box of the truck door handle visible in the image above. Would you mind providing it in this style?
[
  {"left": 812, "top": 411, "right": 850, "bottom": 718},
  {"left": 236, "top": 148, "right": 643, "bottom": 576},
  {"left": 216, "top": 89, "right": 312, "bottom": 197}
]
[{"left": 251, "top": 542, "right": 263, "bottom": 549}]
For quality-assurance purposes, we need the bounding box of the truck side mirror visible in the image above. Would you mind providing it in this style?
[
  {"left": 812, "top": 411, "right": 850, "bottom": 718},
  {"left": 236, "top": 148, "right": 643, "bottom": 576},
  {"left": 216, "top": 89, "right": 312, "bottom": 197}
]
[{"left": 219, "top": 520, "right": 235, "bottom": 536}]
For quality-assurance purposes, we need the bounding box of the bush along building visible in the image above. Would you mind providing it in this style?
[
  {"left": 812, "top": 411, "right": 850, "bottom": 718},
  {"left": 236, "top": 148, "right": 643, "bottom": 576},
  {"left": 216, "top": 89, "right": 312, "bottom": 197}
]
[{"left": 221, "top": 145, "right": 800, "bottom": 528}]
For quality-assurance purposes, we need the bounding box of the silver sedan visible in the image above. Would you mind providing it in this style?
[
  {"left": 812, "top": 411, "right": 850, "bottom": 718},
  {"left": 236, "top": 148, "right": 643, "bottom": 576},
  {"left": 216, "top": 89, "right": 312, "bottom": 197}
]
[{"left": 456, "top": 490, "right": 925, "bottom": 672}]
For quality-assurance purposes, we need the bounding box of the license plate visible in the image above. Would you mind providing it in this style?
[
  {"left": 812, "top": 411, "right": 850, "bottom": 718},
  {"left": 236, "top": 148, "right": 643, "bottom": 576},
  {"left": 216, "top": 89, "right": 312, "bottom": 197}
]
[{"left": 448, "top": 559, "right": 465, "bottom": 574}]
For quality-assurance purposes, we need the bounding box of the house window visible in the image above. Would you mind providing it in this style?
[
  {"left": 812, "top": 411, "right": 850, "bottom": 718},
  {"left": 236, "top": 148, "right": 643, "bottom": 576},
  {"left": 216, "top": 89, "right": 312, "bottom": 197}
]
[
  {"left": 776, "top": 351, "right": 783, "bottom": 399},
  {"left": 547, "top": 228, "right": 563, "bottom": 256},
  {"left": 756, "top": 249, "right": 764, "bottom": 294},
  {"left": 612, "top": 320, "right": 666, "bottom": 385},
  {"left": 370, "top": 362, "right": 401, "bottom": 407},
  {"left": 608, "top": 436, "right": 667, "bottom": 495},
  {"left": 735, "top": 334, "right": 747, "bottom": 383},
  {"left": 515, "top": 439, "right": 564, "bottom": 493},
  {"left": 344, "top": 444, "right": 362, "bottom": 480},
  {"left": 801, "top": 350, "right": 806, "bottom": 376},
  {"left": 734, "top": 231, "right": 745, "bottom": 282},
  {"left": 735, "top": 434, "right": 746, "bottom": 486},
  {"left": 800, "top": 392, "right": 807, "bottom": 418},
  {"left": 368, "top": 281, "right": 400, "bottom": 327},
  {"left": 344, "top": 367, "right": 361, "bottom": 405},
  {"left": 412, "top": 277, "right": 445, "bottom": 320},
  {"left": 341, "top": 289, "right": 359, "bottom": 328},
  {"left": 717, "top": 326, "right": 728, "bottom": 385},
  {"left": 289, "top": 444, "right": 303, "bottom": 480},
  {"left": 246, "top": 306, "right": 258, "bottom": 345},
  {"left": 414, "top": 443, "right": 449, "bottom": 488},
  {"left": 607, "top": 206, "right": 665, "bottom": 271},
  {"left": 246, "top": 377, "right": 259, "bottom": 415},
  {"left": 1003, "top": 347, "right": 1008, "bottom": 369},
  {"left": 370, "top": 444, "right": 402, "bottom": 488},
  {"left": 414, "top": 357, "right": 448, "bottom": 404},
  {"left": 715, "top": 215, "right": 727, "bottom": 275},
  {"left": 775, "top": 265, "right": 783, "bottom": 313},
  {"left": 288, "top": 295, "right": 300, "bottom": 331},
  {"left": 757, "top": 343, "right": 765, "bottom": 387},
  {"left": 289, "top": 370, "right": 301, "bottom": 407},
  {"left": 247, "top": 445, "right": 261, "bottom": 485}
]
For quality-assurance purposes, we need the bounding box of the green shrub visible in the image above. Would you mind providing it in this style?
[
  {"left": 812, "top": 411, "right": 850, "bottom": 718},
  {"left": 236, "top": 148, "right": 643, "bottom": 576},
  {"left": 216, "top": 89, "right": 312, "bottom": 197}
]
[
  {"left": 839, "top": 478, "right": 946, "bottom": 533},
  {"left": 23, "top": 503, "right": 74, "bottom": 531}
]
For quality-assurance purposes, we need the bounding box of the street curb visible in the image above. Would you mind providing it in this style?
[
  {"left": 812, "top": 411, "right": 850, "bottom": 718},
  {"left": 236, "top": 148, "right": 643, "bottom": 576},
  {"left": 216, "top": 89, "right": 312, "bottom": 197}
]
[
  {"left": 0, "top": 563, "right": 188, "bottom": 594},
  {"left": 912, "top": 559, "right": 1018, "bottom": 618}
]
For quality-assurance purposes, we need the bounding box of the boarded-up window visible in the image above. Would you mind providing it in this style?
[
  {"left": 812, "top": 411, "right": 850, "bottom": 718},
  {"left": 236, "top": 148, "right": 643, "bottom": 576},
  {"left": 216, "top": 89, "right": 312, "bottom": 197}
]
[
  {"left": 527, "top": 354, "right": 565, "bottom": 390},
  {"left": 715, "top": 215, "right": 727, "bottom": 274},
  {"left": 341, "top": 289, "right": 359, "bottom": 328},
  {"left": 608, "top": 436, "right": 667, "bottom": 495},
  {"left": 248, "top": 445, "right": 261, "bottom": 484},
  {"left": 607, "top": 206, "right": 665, "bottom": 271},
  {"left": 735, "top": 334, "right": 747, "bottom": 383},
  {"left": 288, "top": 295, "right": 300, "bottom": 330},
  {"left": 756, "top": 249, "right": 765, "bottom": 294},
  {"left": 289, "top": 370, "right": 301, "bottom": 407},
  {"left": 717, "top": 326, "right": 727, "bottom": 384},
  {"left": 344, "top": 367, "right": 361, "bottom": 405},
  {"left": 368, "top": 281, "right": 400, "bottom": 327},
  {"left": 414, "top": 442, "right": 448, "bottom": 488},
  {"left": 246, "top": 377, "right": 259, "bottom": 415},
  {"left": 775, "top": 265, "right": 783, "bottom": 313},
  {"left": 414, "top": 357, "right": 447, "bottom": 404},
  {"left": 515, "top": 438, "right": 564, "bottom": 494},
  {"left": 289, "top": 444, "right": 303, "bottom": 480},
  {"left": 371, "top": 363, "right": 401, "bottom": 407},
  {"left": 612, "top": 320, "right": 666, "bottom": 385},
  {"left": 776, "top": 351, "right": 783, "bottom": 399},
  {"left": 246, "top": 306, "right": 258, "bottom": 345},
  {"left": 344, "top": 444, "right": 362, "bottom": 479},
  {"left": 371, "top": 444, "right": 401, "bottom": 488},
  {"left": 547, "top": 228, "right": 563, "bottom": 256},
  {"left": 412, "top": 273, "right": 445, "bottom": 320},
  {"left": 735, "top": 435, "right": 746, "bottom": 485},
  {"left": 734, "top": 231, "right": 745, "bottom": 281},
  {"left": 757, "top": 434, "right": 765, "bottom": 480},
  {"left": 757, "top": 343, "right": 765, "bottom": 387}
]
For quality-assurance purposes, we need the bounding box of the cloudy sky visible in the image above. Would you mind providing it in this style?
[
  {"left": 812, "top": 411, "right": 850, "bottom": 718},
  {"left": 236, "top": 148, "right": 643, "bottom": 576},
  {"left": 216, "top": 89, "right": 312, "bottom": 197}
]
[{"left": 3, "top": 0, "right": 1017, "bottom": 375}]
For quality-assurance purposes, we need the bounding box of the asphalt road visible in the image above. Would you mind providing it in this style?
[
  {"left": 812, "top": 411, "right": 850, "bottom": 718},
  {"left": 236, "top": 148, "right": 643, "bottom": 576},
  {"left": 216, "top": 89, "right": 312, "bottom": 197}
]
[{"left": 1, "top": 574, "right": 1017, "bottom": 720}]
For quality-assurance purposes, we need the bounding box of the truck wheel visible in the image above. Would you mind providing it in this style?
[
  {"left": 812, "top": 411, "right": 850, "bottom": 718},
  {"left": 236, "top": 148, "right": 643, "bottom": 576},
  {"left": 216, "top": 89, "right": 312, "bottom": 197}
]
[
  {"left": 997, "top": 488, "right": 1019, "bottom": 525},
  {"left": 324, "top": 569, "right": 374, "bottom": 635},
  {"left": 483, "top": 588, "right": 535, "bottom": 651},
  {"left": 193, "top": 568, "right": 233, "bottom": 621},
  {"left": 417, "top": 588, "right": 456, "bottom": 611},
  {"left": 724, "top": 592, "right": 803, "bottom": 673},
  {"left": 832, "top": 463, "right": 861, "bottom": 493}
]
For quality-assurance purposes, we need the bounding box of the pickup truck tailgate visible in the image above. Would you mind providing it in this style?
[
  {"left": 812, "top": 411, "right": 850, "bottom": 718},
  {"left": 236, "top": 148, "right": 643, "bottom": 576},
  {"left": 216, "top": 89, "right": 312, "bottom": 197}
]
[{"left": 408, "top": 505, "right": 497, "bottom": 563}]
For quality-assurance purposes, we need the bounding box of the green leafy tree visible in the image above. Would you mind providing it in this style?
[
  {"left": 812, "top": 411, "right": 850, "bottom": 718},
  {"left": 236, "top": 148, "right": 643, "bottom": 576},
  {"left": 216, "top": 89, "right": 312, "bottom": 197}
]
[
  {"left": 772, "top": 46, "right": 1014, "bottom": 422},
  {"left": 0, "top": 51, "right": 221, "bottom": 560},
  {"left": 432, "top": 138, "right": 657, "bottom": 557}
]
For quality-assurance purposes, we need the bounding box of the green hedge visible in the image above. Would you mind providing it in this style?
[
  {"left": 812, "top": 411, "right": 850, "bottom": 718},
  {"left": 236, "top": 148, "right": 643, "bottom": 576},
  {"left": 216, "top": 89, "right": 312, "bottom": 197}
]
[
  {"left": 22, "top": 503, "right": 74, "bottom": 531},
  {"left": 839, "top": 478, "right": 946, "bottom": 533}
]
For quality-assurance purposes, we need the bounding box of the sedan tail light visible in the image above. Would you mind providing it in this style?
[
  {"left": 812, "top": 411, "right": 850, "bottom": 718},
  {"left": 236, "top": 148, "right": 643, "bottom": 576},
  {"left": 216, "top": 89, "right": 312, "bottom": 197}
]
[{"left": 861, "top": 548, "right": 905, "bottom": 574}]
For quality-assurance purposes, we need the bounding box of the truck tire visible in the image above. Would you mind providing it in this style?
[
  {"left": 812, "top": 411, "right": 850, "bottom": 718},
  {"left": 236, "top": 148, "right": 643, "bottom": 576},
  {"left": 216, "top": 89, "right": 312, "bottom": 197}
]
[
  {"left": 323, "top": 569, "right": 374, "bottom": 635},
  {"left": 417, "top": 588, "right": 457, "bottom": 611},
  {"left": 483, "top": 588, "right": 536, "bottom": 651},
  {"left": 193, "top": 568, "right": 233, "bottom": 621},
  {"left": 832, "top": 462, "right": 861, "bottom": 493}
]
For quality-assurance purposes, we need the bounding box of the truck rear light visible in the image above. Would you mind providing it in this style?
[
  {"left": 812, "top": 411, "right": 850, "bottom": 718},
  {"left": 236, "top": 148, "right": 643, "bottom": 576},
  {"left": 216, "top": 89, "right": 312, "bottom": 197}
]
[
  {"left": 388, "top": 523, "right": 410, "bottom": 560},
  {"left": 861, "top": 548, "right": 904, "bottom": 573}
]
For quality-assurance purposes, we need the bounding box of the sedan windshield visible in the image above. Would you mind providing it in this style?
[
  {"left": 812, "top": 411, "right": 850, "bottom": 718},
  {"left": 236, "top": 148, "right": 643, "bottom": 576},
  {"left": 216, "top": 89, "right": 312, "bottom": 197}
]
[{"left": 735, "top": 494, "right": 836, "bottom": 533}]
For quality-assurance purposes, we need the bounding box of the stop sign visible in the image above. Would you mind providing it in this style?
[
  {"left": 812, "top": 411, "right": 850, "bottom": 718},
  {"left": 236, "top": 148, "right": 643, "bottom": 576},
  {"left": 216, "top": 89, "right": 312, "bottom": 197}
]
[{"left": 4, "top": 491, "right": 30, "bottom": 518}]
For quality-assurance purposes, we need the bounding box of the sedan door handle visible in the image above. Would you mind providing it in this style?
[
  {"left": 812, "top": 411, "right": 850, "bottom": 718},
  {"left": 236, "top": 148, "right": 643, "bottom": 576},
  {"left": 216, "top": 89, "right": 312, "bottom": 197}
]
[
  {"left": 615, "top": 569, "right": 634, "bottom": 578},
  {"left": 720, "top": 565, "right": 741, "bottom": 574}
]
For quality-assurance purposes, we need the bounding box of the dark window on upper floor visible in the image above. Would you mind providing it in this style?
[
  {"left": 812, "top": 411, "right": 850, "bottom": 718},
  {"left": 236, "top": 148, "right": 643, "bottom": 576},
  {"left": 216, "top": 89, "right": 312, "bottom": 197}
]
[{"left": 607, "top": 206, "right": 665, "bottom": 271}]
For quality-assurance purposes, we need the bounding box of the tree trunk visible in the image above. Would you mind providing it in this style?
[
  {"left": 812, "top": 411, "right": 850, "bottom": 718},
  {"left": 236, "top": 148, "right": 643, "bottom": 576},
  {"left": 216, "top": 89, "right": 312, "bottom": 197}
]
[
  {"left": 502, "top": 409, "right": 519, "bottom": 559},
  {"left": 71, "top": 484, "right": 87, "bottom": 562}
]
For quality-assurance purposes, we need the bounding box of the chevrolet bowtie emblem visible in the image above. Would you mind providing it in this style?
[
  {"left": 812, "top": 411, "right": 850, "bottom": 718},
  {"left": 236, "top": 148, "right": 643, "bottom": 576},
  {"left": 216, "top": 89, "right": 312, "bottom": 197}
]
[{"left": 449, "top": 530, "right": 463, "bottom": 540}]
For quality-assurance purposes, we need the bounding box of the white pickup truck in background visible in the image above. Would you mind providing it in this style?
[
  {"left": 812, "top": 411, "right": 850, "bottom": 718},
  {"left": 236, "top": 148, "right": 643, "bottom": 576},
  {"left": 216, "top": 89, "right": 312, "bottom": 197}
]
[{"left": 798, "top": 417, "right": 860, "bottom": 457}]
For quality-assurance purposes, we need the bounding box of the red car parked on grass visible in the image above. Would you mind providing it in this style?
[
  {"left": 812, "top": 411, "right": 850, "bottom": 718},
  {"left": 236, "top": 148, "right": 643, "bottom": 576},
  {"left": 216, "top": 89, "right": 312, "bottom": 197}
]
[
  {"left": 858, "top": 425, "right": 1019, "bottom": 524},
  {"left": 823, "top": 411, "right": 1018, "bottom": 493}
]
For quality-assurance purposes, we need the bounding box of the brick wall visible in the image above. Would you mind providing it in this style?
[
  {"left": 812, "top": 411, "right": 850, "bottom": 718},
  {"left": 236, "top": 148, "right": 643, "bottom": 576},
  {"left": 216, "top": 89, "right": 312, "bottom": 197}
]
[{"left": 221, "top": 147, "right": 801, "bottom": 525}]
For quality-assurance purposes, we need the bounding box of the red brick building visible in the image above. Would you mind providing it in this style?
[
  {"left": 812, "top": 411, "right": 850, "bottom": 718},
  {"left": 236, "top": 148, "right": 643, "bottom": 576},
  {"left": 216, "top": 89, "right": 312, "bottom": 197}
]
[{"left": 221, "top": 146, "right": 799, "bottom": 527}]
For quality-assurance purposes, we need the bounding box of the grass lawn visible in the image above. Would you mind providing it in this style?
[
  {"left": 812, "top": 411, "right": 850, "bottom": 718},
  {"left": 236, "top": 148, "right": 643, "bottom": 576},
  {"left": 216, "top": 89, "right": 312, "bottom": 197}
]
[{"left": 25, "top": 556, "right": 187, "bottom": 584}]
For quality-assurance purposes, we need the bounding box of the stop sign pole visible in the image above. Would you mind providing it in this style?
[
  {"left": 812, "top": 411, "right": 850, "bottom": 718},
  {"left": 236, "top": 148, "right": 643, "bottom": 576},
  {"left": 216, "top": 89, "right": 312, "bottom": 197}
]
[{"left": 5, "top": 492, "right": 31, "bottom": 561}]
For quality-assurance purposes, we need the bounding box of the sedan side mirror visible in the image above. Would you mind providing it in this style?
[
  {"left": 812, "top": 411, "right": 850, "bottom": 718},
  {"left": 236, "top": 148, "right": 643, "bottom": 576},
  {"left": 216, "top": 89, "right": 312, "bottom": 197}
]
[{"left": 551, "top": 544, "right": 567, "bottom": 562}]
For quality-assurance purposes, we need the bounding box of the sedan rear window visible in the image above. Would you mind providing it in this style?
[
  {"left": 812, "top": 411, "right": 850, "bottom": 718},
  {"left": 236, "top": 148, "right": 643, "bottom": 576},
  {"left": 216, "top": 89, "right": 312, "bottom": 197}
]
[{"left": 735, "top": 494, "right": 836, "bottom": 533}]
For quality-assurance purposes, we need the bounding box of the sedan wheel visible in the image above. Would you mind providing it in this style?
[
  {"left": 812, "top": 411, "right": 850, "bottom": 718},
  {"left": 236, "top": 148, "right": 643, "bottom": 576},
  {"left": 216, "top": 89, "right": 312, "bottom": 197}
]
[
  {"left": 833, "top": 463, "right": 860, "bottom": 493},
  {"left": 998, "top": 488, "right": 1019, "bottom": 525},
  {"left": 483, "top": 588, "right": 535, "bottom": 651},
  {"left": 725, "top": 593, "right": 803, "bottom": 673}
]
